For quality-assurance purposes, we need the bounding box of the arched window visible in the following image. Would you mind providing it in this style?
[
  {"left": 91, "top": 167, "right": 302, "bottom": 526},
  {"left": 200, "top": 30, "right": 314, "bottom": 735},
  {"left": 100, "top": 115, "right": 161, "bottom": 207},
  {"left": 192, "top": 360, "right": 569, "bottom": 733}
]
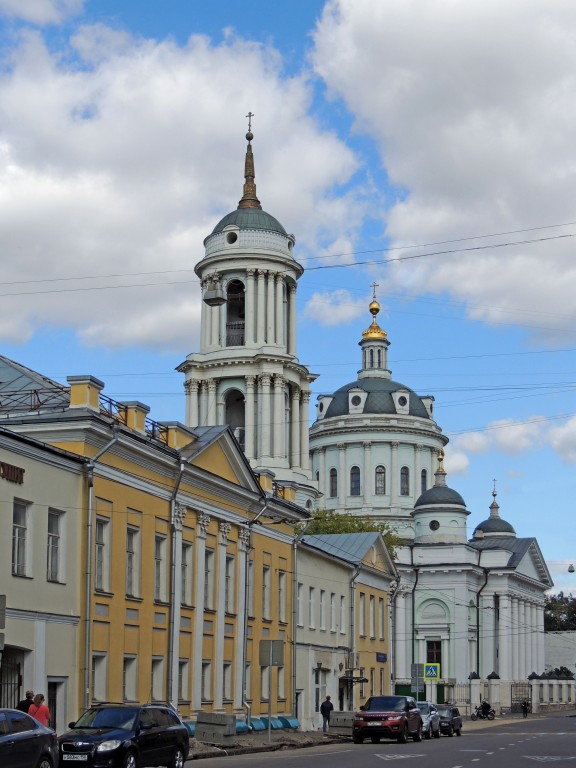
[
  {"left": 224, "top": 388, "right": 245, "bottom": 450},
  {"left": 226, "top": 279, "right": 245, "bottom": 346},
  {"left": 350, "top": 466, "right": 361, "bottom": 496},
  {"left": 400, "top": 466, "right": 410, "bottom": 496},
  {"left": 369, "top": 349, "right": 374, "bottom": 368},
  {"left": 329, "top": 468, "right": 338, "bottom": 498},
  {"left": 315, "top": 470, "right": 319, "bottom": 482},
  {"left": 375, "top": 465, "right": 386, "bottom": 495},
  {"left": 377, "top": 349, "right": 382, "bottom": 368},
  {"left": 421, "top": 469, "right": 428, "bottom": 494}
]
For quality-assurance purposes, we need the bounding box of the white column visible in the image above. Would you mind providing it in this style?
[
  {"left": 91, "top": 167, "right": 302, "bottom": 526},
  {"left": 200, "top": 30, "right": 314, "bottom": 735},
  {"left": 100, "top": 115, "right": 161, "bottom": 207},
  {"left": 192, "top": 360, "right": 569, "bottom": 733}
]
[
  {"left": 498, "top": 595, "right": 511, "bottom": 679},
  {"left": 199, "top": 381, "right": 208, "bottom": 426},
  {"left": 234, "top": 528, "right": 250, "bottom": 711},
  {"left": 511, "top": 598, "right": 519, "bottom": 680},
  {"left": 300, "top": 390, "right": 310, "bottom": 472},
  {"left": 192, "top": 513, "right": 210, "bottom": 711},
  {"left": 245, "top": 376, "right": 255, "bottom": 460},
  {"left": 214, "top": 522, "right": 230, "bottom": 710},
  {"left": 288, "top": 283, "right": 297, "bottom": 356},
  {"left": 536, "top": 604, "right": 545, "bottom": 673},
  {"left": 260, "top": 374, "right": 271, "bottom": 458},
  {"left": 273, "top": 375, "right": 285, "bottom": 459},
  {"left": 290, "top": 387, "right": 300, "bottom": 468},
  {"left": 275, "top": 274, "right": 284, "bottom": 347},
  {"left": 395, "top": 593, "right": 407, "bottom": 680},
  {"left": 318, "top": 448, "right": 326, "bottom": 497},
  {"left": 207, "top": 380, "right": 217, "bottom": 426},
  {"left": 186, "top": 380, "right": 200, "bottom": 427},
  {"left": 524, "top": 601, "right": 531, "bottom": 679},
  {"left": 266, "top": 271, "right": 275, "bottom": 344},
  {"left": 363, "top": 441, "right": 372, "bottom": 504},
  {"left": 390, "top": 442, "right": 399, "bottom": 511},
  {"left": 338, "top": 443, "right": 346, "bottom": 507},
  {"left": 201, "top": 281, "right": 210, "bottom": 352},
  {"left": 530, "top": 604, "right": 538, "bottom": 675},
  {"left": 257, "top": 270, "right": 266, "bottom": 345},
  {"left": 481, "top": 593, "right": 495, "bottom": 677},
  {"left": 521, "top": 600, "right": 529, "bottom": 679},
  {"left": 210, "top": 305, "right": 219, "bottom": 347},
  {"left": 246, "top": 269, "right": 255, "bottom": 345},
  {"left": 415, "top": 444, "right": 422, "bottom": 493}
]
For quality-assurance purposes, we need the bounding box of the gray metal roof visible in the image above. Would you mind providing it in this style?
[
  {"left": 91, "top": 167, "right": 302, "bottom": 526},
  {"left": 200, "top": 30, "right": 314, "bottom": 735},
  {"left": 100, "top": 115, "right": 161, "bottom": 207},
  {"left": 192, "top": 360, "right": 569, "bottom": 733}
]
[
  {"left": 211, "top": 208, "right": 287, "bottom": 235},
  {"left": 415, "top": 485, "right": 466, "bottom": 508},
  {"left": 302, "top": 532, "right": 381, "bottom": 566},
  {"left": 473, "top": 516, "right": 516, "bottom": 535},
  {"left": 324, "top": 377, "right": 431, "bottom": 419}
]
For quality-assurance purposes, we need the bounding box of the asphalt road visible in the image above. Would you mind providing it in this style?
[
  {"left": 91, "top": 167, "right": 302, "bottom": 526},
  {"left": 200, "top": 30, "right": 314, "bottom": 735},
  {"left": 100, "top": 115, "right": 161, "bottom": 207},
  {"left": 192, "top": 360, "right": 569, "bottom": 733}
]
[{"left": 188, "top": 712, "right": 576, "bottom": 767}]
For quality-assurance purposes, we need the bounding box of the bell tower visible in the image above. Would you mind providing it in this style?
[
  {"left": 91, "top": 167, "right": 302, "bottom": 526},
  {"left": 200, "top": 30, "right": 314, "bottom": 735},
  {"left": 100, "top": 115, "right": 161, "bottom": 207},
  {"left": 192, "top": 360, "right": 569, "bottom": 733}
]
[{"left": 177, "top": 124, "right": 318, "bottom": 503}]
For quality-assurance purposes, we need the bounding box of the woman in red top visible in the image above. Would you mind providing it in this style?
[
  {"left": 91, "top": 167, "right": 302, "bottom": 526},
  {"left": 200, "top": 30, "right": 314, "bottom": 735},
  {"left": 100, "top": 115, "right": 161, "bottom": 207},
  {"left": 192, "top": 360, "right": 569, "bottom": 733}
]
[{"left": 28, "top": 693, "right": 50, "bottom": 726}]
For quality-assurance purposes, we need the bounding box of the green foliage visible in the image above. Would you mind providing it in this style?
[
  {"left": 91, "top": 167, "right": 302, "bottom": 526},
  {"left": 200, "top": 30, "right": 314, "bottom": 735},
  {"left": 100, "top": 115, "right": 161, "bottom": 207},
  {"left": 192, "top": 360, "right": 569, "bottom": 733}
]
[
  {"left": 301, "top": 509, "right": 401, "bottom": 560},
  {"left": 544, "top": 592, "right": 576, "bottom": 631},
  {"left": 548, "top": 666, "right": 574, "bottom": 678}
]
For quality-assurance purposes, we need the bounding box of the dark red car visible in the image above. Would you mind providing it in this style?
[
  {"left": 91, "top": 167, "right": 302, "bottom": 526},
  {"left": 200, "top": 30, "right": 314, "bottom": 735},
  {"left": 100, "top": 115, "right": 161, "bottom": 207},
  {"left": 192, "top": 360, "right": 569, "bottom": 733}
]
[{"left": 352, "top": 695, "right": 423, "bottom": 744}]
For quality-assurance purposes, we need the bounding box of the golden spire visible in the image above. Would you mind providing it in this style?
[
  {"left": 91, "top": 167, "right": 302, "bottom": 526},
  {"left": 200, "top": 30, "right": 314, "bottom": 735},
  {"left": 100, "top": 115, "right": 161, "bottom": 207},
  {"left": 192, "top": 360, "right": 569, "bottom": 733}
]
[
  {"left": 362, "top": 282, "right": 387, "bottom": 339},
  {"left": 238, "top": 112, "right": 262, "bottom": 210}
]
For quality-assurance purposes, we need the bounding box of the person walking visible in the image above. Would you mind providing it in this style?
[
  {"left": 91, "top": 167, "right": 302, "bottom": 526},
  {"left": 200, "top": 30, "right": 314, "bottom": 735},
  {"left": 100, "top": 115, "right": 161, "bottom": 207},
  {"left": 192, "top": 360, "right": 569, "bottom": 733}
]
[
  {"left": 28, "top": 693, "right": 50, "bottom": 726},
  {"left": 16, "top": 690, "right": 34, "bottom": 713},
  {"left": 521, "top": 700, "right": 529, "bottom": 718},
  {"left": 320, "top": 695, "right": 334, "bottom": 732}
]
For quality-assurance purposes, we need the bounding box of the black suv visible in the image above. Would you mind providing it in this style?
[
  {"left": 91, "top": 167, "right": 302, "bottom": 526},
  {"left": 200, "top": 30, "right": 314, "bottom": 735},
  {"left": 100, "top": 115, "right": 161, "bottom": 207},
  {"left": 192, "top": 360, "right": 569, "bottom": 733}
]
[
  {"left": 437, "top": 705, "right": 463, "bottom": 736},
  {"left": 352, "top": 695, "right": 423, "bottom": 744},
  {"left": 58, "top": 703, "right": 189, "bottom": 768}
]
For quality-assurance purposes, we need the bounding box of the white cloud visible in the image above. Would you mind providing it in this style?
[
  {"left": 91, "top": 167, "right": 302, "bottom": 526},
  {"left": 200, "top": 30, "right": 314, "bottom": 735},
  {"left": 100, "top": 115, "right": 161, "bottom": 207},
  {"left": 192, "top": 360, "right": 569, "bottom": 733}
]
[
  {"left": 0, "top": 0, "right": 83, "bottom": 24},
  {"left": 303, "top": 289, "right": 368, "bottom": 327},
  {"left": 547, "top": 415, "right": 576, "bottom": 464},
  {"left": 0, "top": 24, "right": 360, "bottom": 349},
  {"left": 313, "top": 0, "right": 576, "bottom": 344}
]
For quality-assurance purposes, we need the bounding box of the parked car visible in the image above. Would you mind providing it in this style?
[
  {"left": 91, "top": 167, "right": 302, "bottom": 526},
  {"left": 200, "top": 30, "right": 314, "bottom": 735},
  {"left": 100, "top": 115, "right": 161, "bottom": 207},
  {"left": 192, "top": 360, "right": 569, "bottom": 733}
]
[
  {"left": 58, "top": 702, "right": 189, "bottom": 768},
  {"left": 416, "top": 701, "right": 441, "bottom": 739},
  {"left": 352, "top": 695, "right": 423, "bottom": 744},
  {"left": 0, "top": 707, "right": 58, "bottom": 768},
  {"left": 436, "top": 704, "right": 463, "bottom": 736}
]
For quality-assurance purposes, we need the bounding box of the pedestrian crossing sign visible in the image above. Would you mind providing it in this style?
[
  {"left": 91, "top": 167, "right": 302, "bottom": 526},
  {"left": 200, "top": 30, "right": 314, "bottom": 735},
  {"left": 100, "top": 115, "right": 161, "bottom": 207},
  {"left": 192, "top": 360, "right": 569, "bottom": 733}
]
[{"left": 424, "top": 664, "right": 440, "bottom": 680}]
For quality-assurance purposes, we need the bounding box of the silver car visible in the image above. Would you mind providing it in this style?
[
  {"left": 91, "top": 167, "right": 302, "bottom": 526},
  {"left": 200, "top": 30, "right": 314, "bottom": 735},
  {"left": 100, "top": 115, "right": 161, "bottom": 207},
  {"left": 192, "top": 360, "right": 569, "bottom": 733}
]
[{"left": 416, "top": 701, "right": 441, "bottom": 739}]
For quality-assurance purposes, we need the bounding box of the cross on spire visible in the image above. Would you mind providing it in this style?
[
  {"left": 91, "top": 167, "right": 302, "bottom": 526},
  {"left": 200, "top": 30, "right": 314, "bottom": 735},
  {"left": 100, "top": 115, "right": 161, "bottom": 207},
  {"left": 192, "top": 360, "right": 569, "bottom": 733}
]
[
  {"left": 246, "top": 111, "right": 254, "bottom": 133},
  {"left": 371, "top": 281, "right": 379, "bottom": 299}
]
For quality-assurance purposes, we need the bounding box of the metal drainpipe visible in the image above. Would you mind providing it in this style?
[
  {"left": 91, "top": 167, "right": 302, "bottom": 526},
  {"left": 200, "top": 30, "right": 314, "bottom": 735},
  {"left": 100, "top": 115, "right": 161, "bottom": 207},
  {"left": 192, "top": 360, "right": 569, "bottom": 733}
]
[
  {"left": 291, "top": 519, "right": 311, "bottom": 721},
  {"left": 410, "top": 546, "right": 419, "bottom": 667},
  {"left": 388, "top": 579, "right": 400, "bottom": 692},
  {"left": 168, "top": 459, "right": 185, "bottom": 709},
  {"left": 476, "top": 556, "right": 489, "bottom": 678},
  {"left": 349, "top": 565, "right": 361, "bottom": 708},
  {"left": 84, "top": 425, "right": 120, "bottom": 712}
]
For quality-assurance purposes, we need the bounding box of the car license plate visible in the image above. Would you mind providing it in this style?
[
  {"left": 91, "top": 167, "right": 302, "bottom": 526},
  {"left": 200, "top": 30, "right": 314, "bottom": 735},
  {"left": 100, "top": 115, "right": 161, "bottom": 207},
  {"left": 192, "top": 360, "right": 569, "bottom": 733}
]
[
  {"left": 367, "top": 721, "right": 381, "bottom": 726},
  {"left": 63, "top": 756, "right": 89, "bottom": 761}
]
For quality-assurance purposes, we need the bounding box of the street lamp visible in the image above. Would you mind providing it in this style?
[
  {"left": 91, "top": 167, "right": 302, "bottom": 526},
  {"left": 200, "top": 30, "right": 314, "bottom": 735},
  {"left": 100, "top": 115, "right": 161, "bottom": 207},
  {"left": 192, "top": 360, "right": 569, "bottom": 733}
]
[{"left": 568, "top": 564, "right": 575, "bottom": 573}]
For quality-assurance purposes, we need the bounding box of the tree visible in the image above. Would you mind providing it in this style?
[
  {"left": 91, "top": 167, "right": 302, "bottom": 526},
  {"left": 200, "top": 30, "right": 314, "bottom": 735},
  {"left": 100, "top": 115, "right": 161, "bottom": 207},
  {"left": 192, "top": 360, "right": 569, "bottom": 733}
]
[
  {"left": 300, "top": 509, "right": 401, "bottom": 560},
  {"left": 544, "top": 592, "right": 576, "bottom": 631}
]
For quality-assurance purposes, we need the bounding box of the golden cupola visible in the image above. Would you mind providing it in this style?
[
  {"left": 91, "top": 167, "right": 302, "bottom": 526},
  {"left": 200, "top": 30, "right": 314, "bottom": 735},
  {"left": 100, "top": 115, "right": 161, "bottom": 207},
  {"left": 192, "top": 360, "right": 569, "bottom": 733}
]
[{"left": 358, "top": 285, "right": 391, "bottom": 379}]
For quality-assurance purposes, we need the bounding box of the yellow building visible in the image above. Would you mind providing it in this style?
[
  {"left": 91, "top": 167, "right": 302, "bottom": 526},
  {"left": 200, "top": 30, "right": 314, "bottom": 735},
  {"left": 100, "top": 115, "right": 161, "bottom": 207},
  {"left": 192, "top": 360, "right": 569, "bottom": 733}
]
[{"left": 0, "top": 362, "right": 309, "bottom": 721}]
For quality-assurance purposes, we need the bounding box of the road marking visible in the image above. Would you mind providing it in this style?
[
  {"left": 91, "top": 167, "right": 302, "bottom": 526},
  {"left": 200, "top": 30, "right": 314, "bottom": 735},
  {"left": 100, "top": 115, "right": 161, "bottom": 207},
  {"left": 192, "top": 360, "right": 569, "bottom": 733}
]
[
  {"left": 375, "top": 755, "right": 425, "bottom": 760},
  {"left": 525, "top": 758, "right": 576, "bottom": 763}
]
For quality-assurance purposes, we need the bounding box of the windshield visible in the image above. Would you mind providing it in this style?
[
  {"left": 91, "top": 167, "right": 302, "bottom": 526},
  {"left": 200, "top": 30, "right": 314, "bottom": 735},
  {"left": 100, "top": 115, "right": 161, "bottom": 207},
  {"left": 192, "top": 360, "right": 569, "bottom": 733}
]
[
  {"left": 436, "top": 707, "right": 452, "bottom": 717},
  {"left": 74, "top": 707, "right": 138, "bottom": 730},
  {"left": 417, "top": 703, "right": 430, "bottom": 714},
  {"left": 365, "top": 697, "right": 406, "bottom": 712}
]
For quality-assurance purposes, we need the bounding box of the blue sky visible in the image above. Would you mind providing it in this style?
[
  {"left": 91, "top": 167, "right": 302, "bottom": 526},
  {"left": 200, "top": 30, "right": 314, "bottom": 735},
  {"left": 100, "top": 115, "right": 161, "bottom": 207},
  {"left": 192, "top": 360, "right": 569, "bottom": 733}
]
[{"left": 0, "top": 0, "right": 576, "bottom": 591}]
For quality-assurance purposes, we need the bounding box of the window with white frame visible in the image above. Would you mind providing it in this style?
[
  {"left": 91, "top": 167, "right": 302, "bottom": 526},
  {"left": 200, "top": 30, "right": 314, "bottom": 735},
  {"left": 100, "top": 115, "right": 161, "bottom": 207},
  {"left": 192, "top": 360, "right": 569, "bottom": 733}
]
[
  {"left": 278, "top": 570, "right": 287, "bottom": 623},
  {"left": 350, "top": 466, "right": 361, "bottom": 496},
  {"left": 123, "top": 656, "right": 137, "bottom": 701},
  {"left": 309, "top": 586, "right": 316, "bottom": 628},
  {"left": 12, "top": 500, "right": 29, "bottom": 577},
  {"left": 400, "top": 466, "right": 410, "bottom": 496},
  {"left": 260, "top": 666, "right": 270, "bottom": 701},
  {"left": 330, "top": 593, "right": 336, "bottom": 632},
  {"left": 154, "top": 534, "right": 167, "bottom": 602},
  {"left": 375, "top": 465, "right": 386, "bottom": 495},
  {"left": 94, "top": 517, "right": 110, "bottom": 592},
  {"left": 359, "top": 593, "right": 366, "bottom": 636},
  {"left": 223, "top": 662, "right": 232, "bottom": 701},
  {"left": 340, "top": 595, "right": 346, "bottom": 634},
  {"left": 204, "top": 549, "right": 215, "bottom": 610},
  {"left": 225, "top": 556, "right": 235, "bottom": 613},
  {"left": 247, "top": 558, "right": 254, "bottom": 616},
  {"left": 320, "top": 590, "right": 326, "bottom": 630},
  {"left": 278, "top": 666, "right": 285, "bottom": 699},
  {"left": 329, "top": 468, "right": 337, "bottom": 497},
  {"left": 262, "top": 565, "right": 271, "bottom": 619},
  {"left": 245, "top": 662, "right": 251, "bottom": 700},
  {"left": 297, "top": 583, "right": 304, "bottom": 626},
  {"left": 379, "top": 597, "right": 385, "bottom": 639},
  {"left": 178, "top": 659, "right": 189, "bottom": 701},
  {"left": 125, "top": 526, "right": 140, "bottom": 597},
  {"left": 369, "top": 595, "right": 375, "bottom": 638},
  {"left": 47, "top": 508, "right": 63, "bottom": 582},
  {"left": 181, "top": 542, "right": 192, "bottom": 605},
  {"left": 151, "top": 657, "right": 164, "bottom": 701},
  {"left": 92, "top": 654, "right": 107, "bottom": 702},
  {"left": 201, "top": 660, "right": 212, "bottom": 701}
]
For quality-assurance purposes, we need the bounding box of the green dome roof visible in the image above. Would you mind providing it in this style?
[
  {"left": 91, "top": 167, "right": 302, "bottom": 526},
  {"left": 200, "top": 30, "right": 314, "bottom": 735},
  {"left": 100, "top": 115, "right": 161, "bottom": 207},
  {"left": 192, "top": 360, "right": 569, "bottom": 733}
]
[{"left": 211, "top": 208, "right": 287, "bottom": 236}]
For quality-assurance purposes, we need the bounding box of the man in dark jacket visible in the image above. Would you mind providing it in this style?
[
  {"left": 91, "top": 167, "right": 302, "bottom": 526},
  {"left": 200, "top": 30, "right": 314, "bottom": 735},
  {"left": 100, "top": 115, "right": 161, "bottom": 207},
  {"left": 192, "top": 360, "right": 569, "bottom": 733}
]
[
  {"left": 16, "top": 690, "right": 34, "bottom": 713},
  {"left": 320, "top": 695, "right": 334, "bottom": 732}
]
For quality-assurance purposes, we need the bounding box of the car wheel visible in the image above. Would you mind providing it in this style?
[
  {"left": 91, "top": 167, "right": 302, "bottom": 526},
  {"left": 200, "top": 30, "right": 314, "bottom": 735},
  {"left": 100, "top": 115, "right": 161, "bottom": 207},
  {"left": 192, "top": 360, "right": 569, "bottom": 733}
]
[
  {"left": 397, "top": 725, "right": 408, "bottom": 744},
  {"left": 168, "top": 747, "right": 185, "bottom": 768},
  {"left": 412, "top": 724, "right": 423, "bottom": 742},
  {"left": 122, "top": 752, "right": 137, "bottom": 768},
  {"left": 456, "top": 727, "right": 462, "bottom": 736},
  {"left": 353, "top": 735, "right": 363, "bottom": 744},
  {"left": 36, "top": 758, "right": 53, "bottom": 768},
  {"left": 447, "top": 724, "right": 454, "bottom": 737},
  {"left": 370, "top": 735, "right": 380, "bottom": 744},
  {"left": 433, "top": 725, "right": 441, "bottom": 739}
]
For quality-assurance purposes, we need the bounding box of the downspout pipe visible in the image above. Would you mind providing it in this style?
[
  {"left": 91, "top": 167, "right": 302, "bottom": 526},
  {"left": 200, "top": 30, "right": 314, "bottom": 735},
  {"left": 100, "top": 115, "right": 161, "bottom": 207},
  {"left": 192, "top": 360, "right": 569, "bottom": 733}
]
[
  {"left": 388, "top": 578, "right": 400, "bottom": 693},
  {"left": 83, "top": 424, "right": 120, "bottom": 712},
  {"left": 476, "top": 555, "right": 490, "bottom": 678},
  {"left": 291, "top": 518, "right": 311, "bottom": 720},
  {"left": 349, "top": 564, "right": 361, "bottom": 709},
  {"left": 168, "top": 459, "right": 186, "bottom": 709},
  {"left": 410, "top": 546, "right": 419, "bottom": 667}
]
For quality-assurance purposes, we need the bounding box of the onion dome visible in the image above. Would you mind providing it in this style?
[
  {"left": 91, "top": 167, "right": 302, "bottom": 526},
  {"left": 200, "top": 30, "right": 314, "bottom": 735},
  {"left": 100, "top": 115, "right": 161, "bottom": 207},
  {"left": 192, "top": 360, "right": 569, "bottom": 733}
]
[
  {"left": 414, "top": 449, "right": 466, "bottom": 509},
  {"left": 472, "top": 486, "right": 516, "bottom": 538},
  {"left": 362, "top": 294, "right": 387, "bottom": 341},
  {"left": 412, "top": 450, "right": 469, "bottom": 544}
]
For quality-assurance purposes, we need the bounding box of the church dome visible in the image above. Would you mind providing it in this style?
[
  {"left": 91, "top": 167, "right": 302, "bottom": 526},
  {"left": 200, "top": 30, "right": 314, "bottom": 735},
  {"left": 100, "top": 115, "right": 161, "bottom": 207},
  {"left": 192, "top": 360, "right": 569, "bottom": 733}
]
[
  {"left": 324, "top": 377, "right": 432, "bottom": 419},
  {"left": 472, "top": 489, "right": 516, "bottom": 538},
  {"left": 211, "top": 207, "right": 287, "bottom": 235},
  {"left": 415, "top": 484, "right": 465, "bottom": 507}
]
